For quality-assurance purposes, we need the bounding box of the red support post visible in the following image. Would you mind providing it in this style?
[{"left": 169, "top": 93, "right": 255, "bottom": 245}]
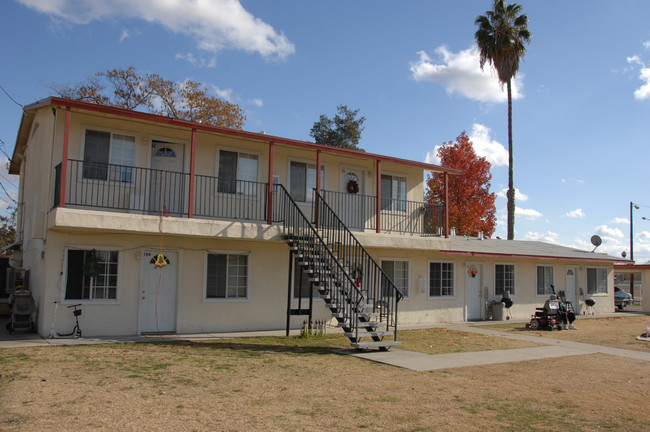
[
  {"left": 315, "top": 149, "right": 321, "bottom": 229},
  {"left": 59, "top": 107, "right": 71, "bottom": 208},
  {"left": 444, "top": 172, "right": 449, "bottom": 238},
  {"left": 267, "top": 141, "right": 274, "bottom": 225},
  {"left": 188, "top": 128, "right": 197, "bottom": 218},
  {"left": 376, "top": 160, "right": 381, "bottom": 233}
]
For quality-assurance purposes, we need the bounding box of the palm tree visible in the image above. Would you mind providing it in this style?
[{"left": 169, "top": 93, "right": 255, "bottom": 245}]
[{"left": 475, "top": 0, "right": 530, "bottom": 240}]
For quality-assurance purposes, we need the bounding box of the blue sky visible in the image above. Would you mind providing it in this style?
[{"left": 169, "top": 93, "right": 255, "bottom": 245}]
[{"left": 1, "top": 0, "right": 650, "bottom": 262}]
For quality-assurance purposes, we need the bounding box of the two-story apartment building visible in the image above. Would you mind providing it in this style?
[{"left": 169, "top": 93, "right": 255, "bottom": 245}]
[{"left": 8, "top": 97, "right": 627, "bottom": 345}]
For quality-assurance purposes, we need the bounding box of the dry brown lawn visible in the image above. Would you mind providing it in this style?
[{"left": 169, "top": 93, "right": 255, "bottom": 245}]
[
  {"left": 0, "top": 318, "right": 648, "bottom": 432},
  {"left": 481, "top": 315, "right": 650, "bottom": 352}
]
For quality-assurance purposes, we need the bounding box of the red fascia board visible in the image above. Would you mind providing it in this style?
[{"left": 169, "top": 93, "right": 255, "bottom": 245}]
[
  {"left": 614, "top": 263, "right": 650, "bottom": 270},
  {"left": 440, "top": 250, "right": 625, "bottom": 263},
  {"left": 31, "top": 97, "right": 462, "bottom": 175}
]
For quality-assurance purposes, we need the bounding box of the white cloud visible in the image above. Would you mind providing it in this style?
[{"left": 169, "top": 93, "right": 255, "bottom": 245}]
[
  {"left": 213, "top": 87, "right": 233, "bottom": 101},
  {"left": 644, "top": 41, "right": 650, "bottom": 49},
  {"left": 496, "top": 188, "right": 528, "bottom": 202},
  {"left": 524, "top": 231, "right": 558, "bottom": 243},
  {"left": 410, "top": 46, "right": 523, "bottom": 103},
  {"left": 516, "top": 207, "right": 542, "bottom": 221},
  {"left": 175, "top": 52, "right": 216, "bottom": 68},
  {"left": 425, "top": 123, "right": 507, "bottom": 167},
  {"left": 18, "top": 0, "right": 295, "bottom": 60},
  {"left": 594, "top": 225, "right": 624, "bottom": 240},
  {"left": 565, "top": 208, "right": 586, "bottom": 218},
  {"left": 627, "top": 52, "right": 650, "bottom": 100},
  {"left": 467, "top": 124, "right": 508, "bottom": 166},
  {"left": 612, "top": 217, "right": 629, "bottom": 225},
  {"left": 250, "top": 98, "right": 263, "bottom": 108},
  {"left": 119, "top": 29, "right": 129, "bottom": 42}
]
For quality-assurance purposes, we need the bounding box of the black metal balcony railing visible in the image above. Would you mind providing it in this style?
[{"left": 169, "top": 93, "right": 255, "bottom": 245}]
[
  {"left": 53, "top": 160, "right": 445, "bottom": 236},
  {"left": 54, "top": 160, "right": 272, "bottom": 222},
  {"left": 317, "top": 190, "right": 445, "bottom": 236}
]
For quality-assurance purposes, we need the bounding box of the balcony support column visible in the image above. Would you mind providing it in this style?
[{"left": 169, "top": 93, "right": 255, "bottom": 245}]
[
  {"left": 188, "top": 128, "right": 197, "bottom": 218},
  {"left": 444, "top": 172, "right": 449, "bottom": 238},
  {"left": 376, "top": 159, "right": 381, "bottom": 233},
  {"left": 315, "top": 149, "right": 321, "bottom": 229},
  {"left": 267, "top": 141, "right": 274, "bottom": 225},
  {"left": 59, "top": 106, "right": 71, "bottom": 208}
]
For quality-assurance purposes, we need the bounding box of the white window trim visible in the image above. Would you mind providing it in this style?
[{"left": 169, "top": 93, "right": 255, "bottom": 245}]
[
  {"left": 428, "top": 260, "right": 456, "bottom": 299},
  {"left": 380, "top": 257, "right": 411, "bottom": 300},
  {"left": 203, "top": 250, "right": 252, "bottom": 302},
  {"left": 536, "top": 264, "right": 555, "bottom": 297},
  {"left": 80, "top": 126, "right": 139, "bottom": 185},
  {"left": 494, "top": 262, "right": 516, "bottom": 297},
  {"left": 61, "top": 245, "right": 123, "bottom": 305},
  {"left": 586, "top": 266, "right": 609, "bottom": 296},
  {"left": 288, "top": 158, "right": 326, "bottom": 203},
  {"left": 380, "top": 171, "right": 408, "bottom": 214}
]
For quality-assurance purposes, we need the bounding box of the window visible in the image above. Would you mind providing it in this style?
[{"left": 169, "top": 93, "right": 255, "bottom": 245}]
[
  {"left": 381, "top": 260, "right": 409, "bottom": 298},
  {"left": 290, "top": 161, "right": 324, "bottom": 202},
  {"left": 587, "top": 267, "right": 608, "bottom": 295},
  {"left": 206, "top": 253, "right": 248, "bottom": 299},
  {"left": 217, "top": 150, "right": 258, "bottom": 195},
  {"left": 429, "top": 262, "right": 454, "bottom": 297},
  {"left": 82, "top": 130, "right": 135, "bottom": 181},
  {"left": 65, "top": 249, "right": 119, "bottom": 300},
  {"left": 536, "top": 266, "right": 554, "bottom": 295},
  {"left": 381, "top": 174, "right": 406, "bottom": 211},
  {"left": 495, "top": 264, "right": 515, "bottom": 296}
]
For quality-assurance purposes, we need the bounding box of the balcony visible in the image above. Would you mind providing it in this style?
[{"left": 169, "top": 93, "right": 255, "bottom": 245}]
[{"left": 53, "top": 160, "right": 445, "bottom": 236}]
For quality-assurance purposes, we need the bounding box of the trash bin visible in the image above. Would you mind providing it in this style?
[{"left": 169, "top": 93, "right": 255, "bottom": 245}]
[{"left": 491, "top": 302, "right": 505, "bottom": 320}]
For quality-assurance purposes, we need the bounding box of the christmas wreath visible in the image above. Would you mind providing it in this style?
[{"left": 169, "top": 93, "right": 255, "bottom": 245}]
[
  {"left": 84, "top": 250, "right": 100, "bottom": 278},
  {"left": 347, "top": 180, "right": 359, "bottom": 194}
]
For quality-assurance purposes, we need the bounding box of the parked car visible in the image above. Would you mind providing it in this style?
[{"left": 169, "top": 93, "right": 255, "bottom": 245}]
[{"left": 614, "top": 286, "right": 633, "bottom": 309}]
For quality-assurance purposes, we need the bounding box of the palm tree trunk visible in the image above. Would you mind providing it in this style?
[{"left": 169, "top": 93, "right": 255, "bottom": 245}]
[{"left": 506, "top": 79, "right": 515, "bottom": 240}]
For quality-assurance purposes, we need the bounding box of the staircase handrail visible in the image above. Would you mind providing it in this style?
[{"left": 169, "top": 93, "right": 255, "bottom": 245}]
[{"left": 275, "top": 185, "right": 365, "bottom": 338}]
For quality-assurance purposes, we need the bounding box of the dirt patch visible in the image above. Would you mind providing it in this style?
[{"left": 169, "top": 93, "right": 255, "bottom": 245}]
[
  {"left": 0, "top": 321, "right": 648, "bottom": 431},
  {"left": 481, "top": 315, "right": 650, "bottom": 352}
]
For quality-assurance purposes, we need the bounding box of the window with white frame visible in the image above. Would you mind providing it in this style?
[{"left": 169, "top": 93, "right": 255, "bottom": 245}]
[
  {"left": 381, "top": 174, "right": 407, "bottom": 211},
  {"left": 65, "top": 249, "right": 119, "bottom": 300},
  {"left": 206, "top": 253, "right": 248, "bottom": 299},
  {"left": 381, "top": 259, "right": 409, "bottom": 298},
  {"left": 82, "top": 129, "right": 135, "bottom": 182},
  {"left": 536, "top": 265, "right": 554, "bottom": 295},
  {"left": 217, "top": 150, "right": 258, "bottom": 195},
  {"left": 495, "top": 264, "right": 515, "bottom": 296},
  {"left": 587, "top": 267, "right": 608, "bottom": 295},
  {"left": 289, "top": 161, "right": 324, "bottom": 202},
  {"left": 429, "top": 261, "right": 454, "bottom": 297}
]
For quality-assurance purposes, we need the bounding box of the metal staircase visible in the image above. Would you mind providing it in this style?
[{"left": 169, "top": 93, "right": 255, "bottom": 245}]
[{"left": 276, "top": 185, "right": 403, "bottom": 350}]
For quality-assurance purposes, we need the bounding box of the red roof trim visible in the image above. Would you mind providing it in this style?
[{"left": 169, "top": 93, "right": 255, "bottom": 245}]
[
  {"left": 25, "top": 97, "right": 462, "bottom": 174},
  {"left": 440, "top": 249, "right": 623, "bottom": 263}
]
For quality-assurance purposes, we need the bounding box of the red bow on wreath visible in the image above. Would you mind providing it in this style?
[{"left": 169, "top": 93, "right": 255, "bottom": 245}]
[{"left": 347, "top": 180, "right": 359, "bottom": 194}]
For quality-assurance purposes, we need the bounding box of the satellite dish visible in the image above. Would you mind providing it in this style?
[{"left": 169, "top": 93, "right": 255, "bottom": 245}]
[{"left": 591, "top": 235, "right": 602, "bottom": 252}]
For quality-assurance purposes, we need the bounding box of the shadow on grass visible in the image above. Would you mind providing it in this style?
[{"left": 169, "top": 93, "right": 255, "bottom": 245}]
[{"left": 148, "top": 336, "right": 354, "bottom": 357}]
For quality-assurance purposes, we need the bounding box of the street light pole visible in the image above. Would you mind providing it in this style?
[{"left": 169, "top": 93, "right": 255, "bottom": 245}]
[{"left": 629, "top": 201, "right": 640, "bottom": 300}]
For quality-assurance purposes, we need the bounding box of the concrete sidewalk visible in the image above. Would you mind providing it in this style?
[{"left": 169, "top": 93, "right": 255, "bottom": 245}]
[{"left": 351, "top": 322, "right": 650, "bottom": 371}]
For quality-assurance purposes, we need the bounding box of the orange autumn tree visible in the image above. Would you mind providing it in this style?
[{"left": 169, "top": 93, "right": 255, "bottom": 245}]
[{"left": 426, "top": 131, "right": 497, "bottom": 237}]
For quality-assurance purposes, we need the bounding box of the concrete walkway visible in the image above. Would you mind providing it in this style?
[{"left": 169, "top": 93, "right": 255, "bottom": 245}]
[
  {"left": 2, "top": 315, "right": 649, "bottom": 372},
  {"left": 352, "top": 322, "right": 650, "bottom": 371}
]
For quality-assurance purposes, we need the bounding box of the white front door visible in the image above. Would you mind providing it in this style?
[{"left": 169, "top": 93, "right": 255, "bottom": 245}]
[
  {"left": 149, "top": 141, "right": 185, "bottom": 216},
  {"left": 338, "top": 166, "right": 365, "bottom": 230},
  {"left": 565, "top": 266, "right": 579, "bottom": 314},
  {"left": 139, "top": 249, "right": 178, "bottom": 334},
  {"left": 465, "top": 263, "right": 483, "bottom": 320}
]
